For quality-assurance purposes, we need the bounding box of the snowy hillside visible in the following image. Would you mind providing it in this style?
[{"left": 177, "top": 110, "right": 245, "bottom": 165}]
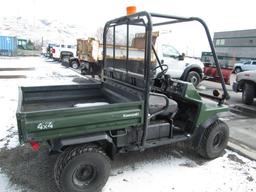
[{"left": 0, "top": 17, "right": 88, "bottom": 45}]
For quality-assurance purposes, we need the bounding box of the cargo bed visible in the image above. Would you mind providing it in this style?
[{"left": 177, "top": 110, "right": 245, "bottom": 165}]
[{"left": 17, "top": 83, "right": 143, "bottom": 143}]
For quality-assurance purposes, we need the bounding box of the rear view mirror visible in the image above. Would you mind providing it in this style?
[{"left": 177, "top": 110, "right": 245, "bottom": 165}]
[{"left": 178, "top": 53, "right": 185, "bottom": 61}]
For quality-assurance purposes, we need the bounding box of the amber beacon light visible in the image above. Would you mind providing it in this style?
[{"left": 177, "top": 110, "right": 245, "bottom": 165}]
[{"left": 126, "top": 6, "right": 137, "bottom": 15}]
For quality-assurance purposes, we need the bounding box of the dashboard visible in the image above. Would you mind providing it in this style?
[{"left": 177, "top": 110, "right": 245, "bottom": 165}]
[
  {"left": 166, "top": 80, "right": 187, "bottom": 97},
  {"left": 152, "top": 77, "right": 188, "bottom": 98}
]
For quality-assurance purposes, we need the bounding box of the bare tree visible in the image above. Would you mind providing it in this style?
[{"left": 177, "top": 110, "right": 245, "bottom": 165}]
[
  {"left": 95, "top": 26, "right": 138, "bottom": 46},
  {"left": 95, "top": 27, "right": 113, "bottom": 44}
]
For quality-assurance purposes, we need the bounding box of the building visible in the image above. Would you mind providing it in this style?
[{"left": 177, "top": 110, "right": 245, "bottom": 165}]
[{"left": 213, "top": 29, "right": 256, "bottom": 67}]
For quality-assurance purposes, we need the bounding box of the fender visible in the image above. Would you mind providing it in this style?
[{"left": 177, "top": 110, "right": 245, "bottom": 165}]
[
  {"left": 180, "top": 64, "right": 203, "bottom": 81},
  {"left": 192, "top": 114, "right": 218, "bottom": 149},
  {"left": 69, "top": 57, "right": 79, "bottom": 63},
  {"left": 60, "top": 51, "right": 74, "bottom": 57},
  {"left": 49, "top": 132, "right": 113, "bottom": 152},
  {"left": 237, "top": 79, "right": 255, "bottom": 91}
]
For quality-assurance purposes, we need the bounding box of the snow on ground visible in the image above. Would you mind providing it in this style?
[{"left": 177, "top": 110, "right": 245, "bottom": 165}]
[
  {"left": 0, "top": 56, "right": 255, "bottom": 192},
  {"left": 104, "top": 150, "right": 256, "bottom": 192},
  {"left": 0, "top": 170, "right": 22, "bottom": 192}
]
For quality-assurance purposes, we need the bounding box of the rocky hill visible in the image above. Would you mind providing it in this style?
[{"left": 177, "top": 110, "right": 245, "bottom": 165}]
[{"left": 0, "top": 17, "right": 88, "bottom": 45}]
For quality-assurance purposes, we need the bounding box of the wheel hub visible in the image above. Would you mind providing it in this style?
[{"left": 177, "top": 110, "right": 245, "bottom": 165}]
[
  {"left": 212, "top": 133, "right": 224, "bottom": 149},
  {"left": 72, "top": 63, "right": 78, "bottom": 69},
  {"left": 190, "top": 76, "right": 198, "bottom": 85},
  {"left": 72, "top": 164, "right": 96, "bottom": 187}
]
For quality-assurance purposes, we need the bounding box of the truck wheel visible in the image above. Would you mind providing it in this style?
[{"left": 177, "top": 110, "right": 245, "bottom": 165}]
[
  {"left": 61, "top": 56, "right": 70, "bottom": 67},
  {"left": 54, "top": 144, "right": 111, "bottom": 192},
  {"left": 61, "top": 55, "right": 70, "bottom": 63},
  {"left": 234, "top": 67, "right": 242, "bottom": 74},
  {"left": 71, "top": 61, "right": 80, "bottom": 69},
  {"left": 197, "top": 120, "right": 229, "bottom": 159},
  {"left": 186, "top": 71, "right": 201, "bottom": 87},
  {"left": 242, "top": 83, "right": 255, "bottom": 105}
]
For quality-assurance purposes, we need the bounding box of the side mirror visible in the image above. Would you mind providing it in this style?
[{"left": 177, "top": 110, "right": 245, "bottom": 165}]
[
  {"left": 213, "top": 89, "right": 220, "bottom": 97},
  {"left": 178, "top": 53, "right": 185, "bottom": 61}
]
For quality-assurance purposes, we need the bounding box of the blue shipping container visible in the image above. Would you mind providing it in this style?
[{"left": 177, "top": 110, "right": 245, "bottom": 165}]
[{"left": 0, "top": 36, "right": 17, "bottom": 56}]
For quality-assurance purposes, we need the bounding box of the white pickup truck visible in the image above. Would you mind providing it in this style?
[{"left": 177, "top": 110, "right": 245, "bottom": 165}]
[
  {"left": 233, "top": 60, "right": 256, "bottom": 73},
  {"left": 154, "top": 42, "right": 204, "bottom": 86},
  {"left": 233, "top": 70, "right": 256, "bottom": 105},
  {"left": 51, "top": 43, "right": 76, "bottom": 62}
]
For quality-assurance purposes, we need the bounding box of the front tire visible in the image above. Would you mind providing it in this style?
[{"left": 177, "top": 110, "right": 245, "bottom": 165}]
[
  {"left": 54, "top": 144, "right": 111, "bottom": 192},
  {"left": 71, "top": 61, "right": 80, "bottom": 69},
  {"left": 197, "top": 120, "right": 229, "bottom": 159},
  {"left": 186, "top": 71, "right": 201, "bottom": 87},
  {"left": 61, "top": 56, "right": 70, "bottom": 67},
  {"left": 242, "top": 83, "right": 255, "bottom": 105},
  {"left": 234, "top": 67, "right": 242, "bottom": 74}
]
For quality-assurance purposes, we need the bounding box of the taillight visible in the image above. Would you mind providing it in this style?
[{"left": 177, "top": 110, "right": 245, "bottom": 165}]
[
  {"left": 29, "top": 141, "right": 40, "bottom": 151},
  {"left": 51, "top": 48, "right": 55, "bottom": 54}
]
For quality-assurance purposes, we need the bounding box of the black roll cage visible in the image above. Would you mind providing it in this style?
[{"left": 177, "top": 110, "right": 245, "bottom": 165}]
[{"left": 103, "top": 11, "right": 229, "bottom": 147}]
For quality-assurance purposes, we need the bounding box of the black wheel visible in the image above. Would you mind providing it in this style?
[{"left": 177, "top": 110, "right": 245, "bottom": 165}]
[
  {"left": 242, "top": 83, "right": 255, "bottom": 105},
  {"left": 197, "top": 120, "right": 229, "bottom": 159},
  {"left": 61, "top": 56, "right": 70, "bottom": 67},
  {"left": 54, "top": 146, "right": 75, "bottom": 189},
  {"left": 61, "top": 55, "right": 70, "bottom": 63},
  {"left": 186, "top": 71, "right": 201, "bottom": 87},
  {"left": 71, "top": 61, "right": 80, "bottom": 69},
  {"left": 234, "top": 67, "right": 242, "bottom": 74},
  {"left": 54, "top": 144, "right": 111, "bottom": 192}
]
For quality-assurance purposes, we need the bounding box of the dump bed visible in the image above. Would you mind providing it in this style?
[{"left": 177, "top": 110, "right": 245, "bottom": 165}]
[
  {"left": 76, "top": 32, "right": 159, "bottom": 62},
  {"left": 16, "top": 83, "right": 143, "bottom": 144}
]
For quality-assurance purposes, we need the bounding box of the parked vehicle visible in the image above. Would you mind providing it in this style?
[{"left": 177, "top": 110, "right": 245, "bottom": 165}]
[
  {"left": 51, "top": 43, "right": 76, "bottom": 62},
  {"left": 66, "top": 34, "right": 204, "bottom": 87},
  {"left": 201, "top": 52, "right": 233, "bottom": 85},
  {"left": 17, "top": 12, "right": 229, "bottom": 192},
  {"left": 155, "top": 42, "right": 204, "bottom": 87},
  {"left": 233, "top": 60, "right": 256, "bottom": 74},
  {"left": 41, "top": 46, "right": 47, "bottom": 56},
  {"left": 17, "top": 39, "right": 35, "bottom": 50},
  {"left": 45, "top": 43, "right": 56, "bottom": 58},
  {"left": 62, "top": 38, "right": 102, "bottom": 74},
  {"left": 233, "top": 70, "right": 256, "bottom": 105},
  {"left": 203, "top": 63, "right": 232, "bottom": 85}
]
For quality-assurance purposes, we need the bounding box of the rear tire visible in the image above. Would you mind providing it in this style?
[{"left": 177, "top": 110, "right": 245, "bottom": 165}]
[
  {"left": 186, "top": 71, "right": 201, "bottom": 87},
  {"left": 54, "top": 144, "right": 111, "bottom": 192},
  {"left": 242, "top": 83, "right": 255, "bottom": 105},
  {"left": 71, "top": 61, "right": 80, "bottom": 69},
  {"left": 197, "top": 120, "right": 229, "bottom": 159}
]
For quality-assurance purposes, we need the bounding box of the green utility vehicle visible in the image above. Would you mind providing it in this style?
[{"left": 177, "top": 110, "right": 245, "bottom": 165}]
[{"left": 17, "top": 12, "right": 230, "bottom": 192}]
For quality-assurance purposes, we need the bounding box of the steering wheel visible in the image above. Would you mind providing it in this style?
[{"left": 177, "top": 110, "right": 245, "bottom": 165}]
[{"left": 153, "top": 64, "right": 168, "bottom": 79}]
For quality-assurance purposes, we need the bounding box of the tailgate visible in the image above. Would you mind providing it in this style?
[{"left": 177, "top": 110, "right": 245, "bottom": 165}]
[{"left": 17, "top": 101, "right": 143, "bottom": 143}]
